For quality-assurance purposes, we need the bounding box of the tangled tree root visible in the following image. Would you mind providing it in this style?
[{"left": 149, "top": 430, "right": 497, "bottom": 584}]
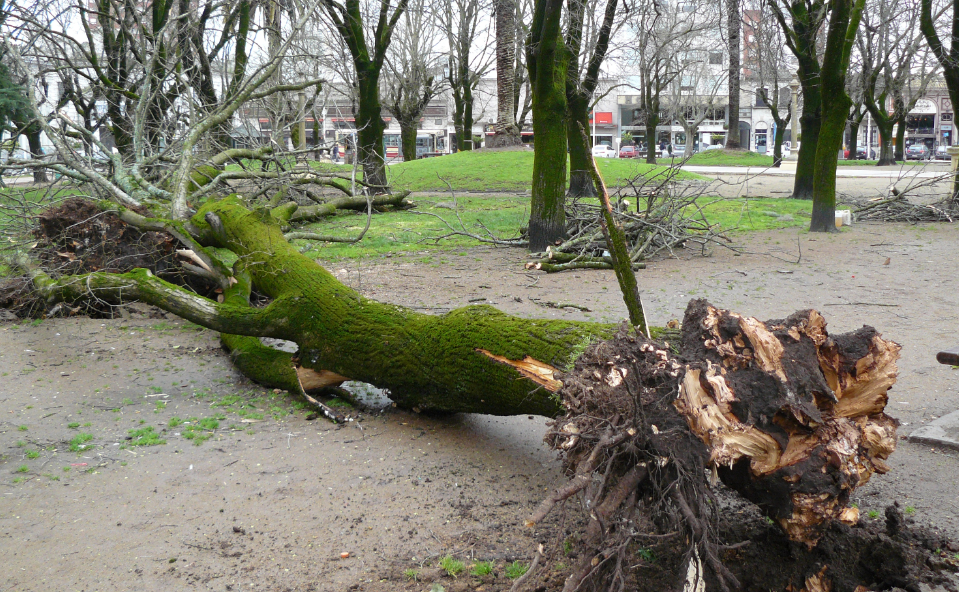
[{"left": 524, "top": 300, "right": 956, "bottom": 592}]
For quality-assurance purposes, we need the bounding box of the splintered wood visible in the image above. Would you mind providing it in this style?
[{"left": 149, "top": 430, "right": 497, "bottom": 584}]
[{"left": 677, "top": 301, "right": 900, "bottom": 547}]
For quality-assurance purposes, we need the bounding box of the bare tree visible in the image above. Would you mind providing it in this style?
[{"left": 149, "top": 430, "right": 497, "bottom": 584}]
[
  {"left": 383, "top": 0, "right": 444, "bottom": 162},
  {"left": 440, "top": 0, "right": 494, "bottom": 152},
  {"left": 860, "top": 0, "right": 940, "bottom": 166},
  {"left": 317, "top": 0, "right": 409, "bottom": 192}
]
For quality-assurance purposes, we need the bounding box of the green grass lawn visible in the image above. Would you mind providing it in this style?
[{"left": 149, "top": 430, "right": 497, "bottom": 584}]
[
  {"left": 681, "top": 149, "right": 776, "bottom": 167},
  {"left": 385, "top": 150, "right": 702, "bottom": 192},
  {"left": 301, "top": 193, "right": 821, "bottom": 262}
]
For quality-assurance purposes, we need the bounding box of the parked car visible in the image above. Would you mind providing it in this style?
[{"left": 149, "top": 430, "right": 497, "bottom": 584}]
[
  {"left": 619, "top": 145, "right": 638, "bottom": 158},
  {"left": 857, "top": 147, "right": 876, "bottom": 160},
  {"left": 905, "top": 144, "right": 931, "bottom": 160},
  {"left": 592, "top": 144, "right": 616, "bottom": 158},
  {"left": 935, "top": 145, "right": 951, "bottom": 161}
]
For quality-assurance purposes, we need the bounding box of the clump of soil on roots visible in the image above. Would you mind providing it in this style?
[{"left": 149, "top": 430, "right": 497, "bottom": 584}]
[
  {"left": 533, "top": 321, "right": 958, "bottom": 592},
  {"left": 0, "top": 198, "right": 217, "bottom": 317}
]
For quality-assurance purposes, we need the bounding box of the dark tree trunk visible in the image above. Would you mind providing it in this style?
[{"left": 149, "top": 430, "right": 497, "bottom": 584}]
[
  {"left": 356, "top": 67, "right": 389, "bottom": 192},
  {"left": 399, "top": 118, "right": 417, "bottom": 162},
  {"left": 566, "top": 91, "right": 596, "bottom": 197},
  {"left": 894, "top": 113, "right": 906, "bottom": 162},
  {"left": 847, "top": 119, "right": 860, "bottom": 160},
  {"left": 725, "top": 0, "right": 741, "bottom": 150},
  {"left": 773, "top": 123, "right": 787, "bottom": 167},
  {"left": 26, "top": 124, "right": 49, "bottom": 183},
  {"left": 527, "top": 0, "right": 569, "bottom": 252}
]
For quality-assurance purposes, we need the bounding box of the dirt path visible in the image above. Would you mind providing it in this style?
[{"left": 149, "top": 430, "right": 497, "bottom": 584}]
[{"left": 2, "top": 221, "right": 959, "bottom": 591}]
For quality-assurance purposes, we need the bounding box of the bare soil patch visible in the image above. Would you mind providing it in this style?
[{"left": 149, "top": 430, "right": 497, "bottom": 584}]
[{"left": 3, "top": 220, "right": 959, "bottom": 591}]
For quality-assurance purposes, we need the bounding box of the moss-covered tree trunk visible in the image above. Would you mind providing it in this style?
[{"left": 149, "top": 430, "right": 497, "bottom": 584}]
[
  {"left": 356, "top": 67, "right": 388, "bottom": 191},
  {"left": 793, "top": 89, "right": 821, "bottom": 200},
  {"left": 527, "top": 0, "right": 569, "bottom": 252},
  {"left": 809, "top": 0, "right": 863, "bottom": 233},
  {"left": 566, "top": 91, "right": 596, "bottom": 197},
  {"left": 399, "top": 117, "right": 417, "bottom": 162},
  {"left": 894, "top": 111, "right": 907, "bottom": 162},
  {"left": 644, "top": 107, "right": 659, "bottom": 165},
  {"left": 37, "top": 197, "right": 613, "bottom": 416},
  {"left": 871, "top": 114, "right": 896, "bottom": 165}
]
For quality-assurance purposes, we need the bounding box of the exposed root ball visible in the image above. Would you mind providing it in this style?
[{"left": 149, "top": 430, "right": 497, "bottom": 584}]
[{"left": 534, "top": 299, "right": 908, "bottom": 591}]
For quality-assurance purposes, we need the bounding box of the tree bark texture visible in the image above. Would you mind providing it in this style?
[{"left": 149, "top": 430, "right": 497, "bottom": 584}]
[
  {"left": 527, "top": 0, "right": 569, "bottom": 252},
  {"left": 489, "top": 0, "right": 521, "bottom": 148},
  {"left": 725, "top": 0, "right": 741, "bottom": 150},
  {"left": 566, "top": 92, "right": 596, "bottom": 198},
  {"left": 356, "top": 67, "right": 389, "bottom": 191}
]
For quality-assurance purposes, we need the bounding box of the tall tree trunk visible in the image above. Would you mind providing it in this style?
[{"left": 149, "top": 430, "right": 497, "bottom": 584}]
[
  {"left": 645, "top": 112, "right": 658, "bottom": 164},
  {"left": 566, "top": 90, "right": 596, "bottom": 197},
  {"left": 894, "top": 113, "right": 906, "bottom": 162},
  {"left": 489, "top": 0, "right": 521, "bottom": 148},
  {"left": 725, "top": 0, "right": 741, "bottom": 150},
  {"left": 527, "top": 0, "right": 568, "bottom": 252},
  {"left": 847, "top": 119, "right": 860, "bottom": 160},
  {"left": 26, "top": 124, "right": 48, "bottom": 183},
  {"left": 773, "top": 123, "right": 786, "bottom": 167},
  {"left": 399, "top": 118, "right": 417, "bottom": 162},
  {"left": 356, "top": 67, "right": 389, "bottom": 192},
  {"left": 809, "top": 0, "right": 863, "bottom": 233},
  {"left": 793, "top": 101, "right": 821, "bottom": 200}
]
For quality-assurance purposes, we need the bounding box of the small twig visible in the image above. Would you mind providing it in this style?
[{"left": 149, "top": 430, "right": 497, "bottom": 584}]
[{"left": 509, "top": 544, "right": 544, "bottom": 592}]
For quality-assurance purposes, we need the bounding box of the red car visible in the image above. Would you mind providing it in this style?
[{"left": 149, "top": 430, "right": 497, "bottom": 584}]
[{"left": 619, "top": 146, "right": 638, "bottom": 158}]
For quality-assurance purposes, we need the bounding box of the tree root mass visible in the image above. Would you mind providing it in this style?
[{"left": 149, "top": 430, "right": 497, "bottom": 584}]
[{"left": 534, "top": 300, "right": 956, "bottom": 592}]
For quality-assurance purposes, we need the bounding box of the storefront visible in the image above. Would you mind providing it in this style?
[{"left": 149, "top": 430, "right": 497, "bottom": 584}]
[
  {"left": 906, "top": 98, "right": 937, "bottom": 150},
  {"left": 754, "top": 122, "right": 767, "bottom": 154}
]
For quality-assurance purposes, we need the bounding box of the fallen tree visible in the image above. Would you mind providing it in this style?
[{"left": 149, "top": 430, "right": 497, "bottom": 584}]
[{"left": 10, "top": 193, "right": 941, "bottom": 590}]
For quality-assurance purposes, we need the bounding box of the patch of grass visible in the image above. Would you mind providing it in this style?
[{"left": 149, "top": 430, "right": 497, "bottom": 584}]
[
  {"left": 637, "top": 548, "right": 655, "bottom": 562},
  {"left": 18, "top": 425, "right": 28, "bottom": 431},
  {"left": 180, "top": 416, "right": 221, "bottom": 446},
  {"left": 16, "top": 465, "right": 29, "bottom": 473},
  {"left": 439, "top": 555, "right": 465, "bottom": 577},
  {"left": 868, "top": 510, "right": 880, "bottom": 519},
  {"left": 683, "top": 149, "right": 775, "bottom": 167},
  {"left": 121, "top": 398, "right": 134, "bottom": 406},
  {"left": 67, "top": 422, "right": 80, "bottom": 429},
  {"left": 505, "top": 561, "right": 528, "bottom": 579},
  {"left": 15, "top": 440, "right": 25, "bottom": 447},
  {"left": 127, "top": 426, "right": 166, "bottom": 447},
  {"left": 325, "top": 398, "right": 353, "bottom": 409},
  {"left": 168, "top": 416, "right": 184, "bottom": 427},
  {"left": 26, "top": 450, "right": 39, "bottom": 459},
  {"left": 694, "top": 197, "right": 814, "bottom": 232},
  {"left": 904, "top": 506, "right": 916, "bottom": 515},
  {"left": 69, "top": 433, "right": 94, "bottom": 452},
  {"left": 155, "top": 401, "right": 167, "bottom": 411},
  {"left": 403, "top": 568, "right": 418, "bottom": 581},
  {"left": 12, "top": 476, "right": 25, "bottom": 483},
  {"left": 470, "top": 561, "right": 494, "bottom": 576}
]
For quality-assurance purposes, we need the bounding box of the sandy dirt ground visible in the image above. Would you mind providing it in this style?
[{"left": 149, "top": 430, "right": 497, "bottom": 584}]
[{"left": 3, "top": 181, "right": 959, "bottom": 591}]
